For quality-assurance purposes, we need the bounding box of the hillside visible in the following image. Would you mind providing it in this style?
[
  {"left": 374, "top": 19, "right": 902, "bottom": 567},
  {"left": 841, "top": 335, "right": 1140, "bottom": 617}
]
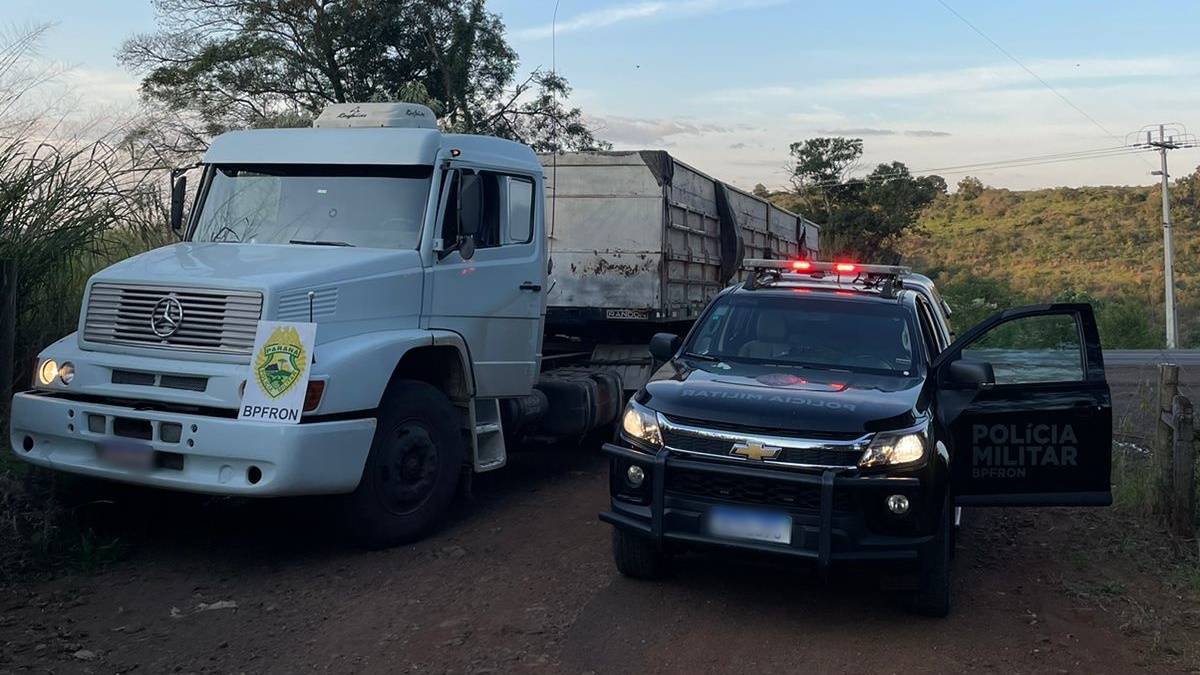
[{"left": 771, "top": 170, "right": 1200, "bottom": 349}]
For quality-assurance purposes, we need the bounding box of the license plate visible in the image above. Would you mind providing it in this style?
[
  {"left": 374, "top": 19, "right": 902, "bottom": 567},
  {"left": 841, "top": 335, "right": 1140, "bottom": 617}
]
[
  {"left": 708, "top": 505, "right": 792, "bottom": 545},
  {"left": 97, "top": 441, "right": 155, "bottom": 470}
]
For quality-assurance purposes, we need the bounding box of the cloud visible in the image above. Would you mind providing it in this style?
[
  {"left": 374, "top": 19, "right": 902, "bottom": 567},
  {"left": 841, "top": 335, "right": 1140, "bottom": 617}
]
[
  {"left": 729, "top": 142, "right": 748, "bottom": 149},
  {"left": 587, "top": 114, "right": 733, "bottom": 146},
  {"left": 821, "top": 127, "right": 896, "bottom": 136},
  {"left": 708, "top": 56, "right": 1184, "bottom": 103},
  {"left": 818, "top": 128, "right": 952, "bottom": 138},
  {"left": 62, "top": 68, "right": 140, "bottom": 106},
  {"left": 513, "top": 0, "right": 786, "bottom": 40}
]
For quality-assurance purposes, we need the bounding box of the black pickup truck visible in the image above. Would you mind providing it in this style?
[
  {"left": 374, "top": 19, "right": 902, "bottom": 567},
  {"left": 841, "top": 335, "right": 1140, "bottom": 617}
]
[{"left": 600, "top": 260, "right": 1112, "bottom": 616}]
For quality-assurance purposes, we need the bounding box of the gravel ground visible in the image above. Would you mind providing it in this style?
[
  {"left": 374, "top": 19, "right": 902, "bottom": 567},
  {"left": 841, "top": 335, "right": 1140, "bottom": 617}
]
[{"left": 1, "top": 365, "right": 1197, "bottom": 674}]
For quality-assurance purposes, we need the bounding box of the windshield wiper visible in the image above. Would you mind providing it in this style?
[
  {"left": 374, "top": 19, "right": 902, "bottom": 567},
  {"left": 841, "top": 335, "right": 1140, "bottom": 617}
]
[
  {"left": 289, "top": 239, "right": 354, "bottom": 247},
  {"left": 682, "top": 352, "right": 722, "bottom": 362}
]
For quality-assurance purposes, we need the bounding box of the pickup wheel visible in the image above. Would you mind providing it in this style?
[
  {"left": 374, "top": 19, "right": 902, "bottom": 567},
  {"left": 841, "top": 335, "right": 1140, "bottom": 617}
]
[
  {"left": 343, "top": 380, "right": 465, "bottom": 548},
  {"left": 908, "top": 493, "right": 953, "bottom": 617},
  {"left": 611, "top": 528, "right": 670, "bottom": 579}
]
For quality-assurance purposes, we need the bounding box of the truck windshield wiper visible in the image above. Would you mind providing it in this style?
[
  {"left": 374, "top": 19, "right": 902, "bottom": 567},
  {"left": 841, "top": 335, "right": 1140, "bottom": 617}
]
[
  {"left": 682, "top": 352, "right": 721, "bottom": 362},
  {"left": 289, "top": 239, "right": 354, "bottom": 247}
]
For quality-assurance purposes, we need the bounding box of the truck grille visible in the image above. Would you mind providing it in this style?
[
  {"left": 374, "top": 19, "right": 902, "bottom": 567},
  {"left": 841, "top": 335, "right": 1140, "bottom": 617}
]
[{"left": 84, "top": 283, "right": 263, "bottom": 355}]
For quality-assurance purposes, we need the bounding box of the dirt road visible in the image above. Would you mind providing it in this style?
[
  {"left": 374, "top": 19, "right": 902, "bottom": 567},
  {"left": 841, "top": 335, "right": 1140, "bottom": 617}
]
[{"left": 1, "top": 365, "right": 1197, "bottom": 673}]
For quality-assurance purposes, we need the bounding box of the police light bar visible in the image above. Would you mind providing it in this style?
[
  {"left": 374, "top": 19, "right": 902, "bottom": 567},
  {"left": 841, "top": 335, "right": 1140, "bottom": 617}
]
[{"left": 743, "top": 259, "right": 910, "bottom": 277}]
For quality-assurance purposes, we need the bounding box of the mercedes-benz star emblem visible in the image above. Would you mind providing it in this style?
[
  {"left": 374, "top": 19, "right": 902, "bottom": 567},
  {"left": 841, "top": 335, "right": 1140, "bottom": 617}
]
[{"left": 151, "top": 296, "right": 184, "bottom": 338}]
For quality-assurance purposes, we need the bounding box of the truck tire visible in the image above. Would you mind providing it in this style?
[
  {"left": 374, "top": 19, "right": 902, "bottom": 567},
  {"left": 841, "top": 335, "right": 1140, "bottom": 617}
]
[
  {"left": 611, "top": 528, "right": 669, "bottom": 579},
  {"left": 909, "top": 494, "right": 953, "bottom": 617},
  {"left": 343, "top": 380, "right": 465, "bottom": 548}
]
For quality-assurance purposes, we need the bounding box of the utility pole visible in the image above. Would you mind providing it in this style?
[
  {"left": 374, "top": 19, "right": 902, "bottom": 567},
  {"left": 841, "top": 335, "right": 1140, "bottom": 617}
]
[{"left": 1128, "top": 124, "right": 1197, "bottom": 350}]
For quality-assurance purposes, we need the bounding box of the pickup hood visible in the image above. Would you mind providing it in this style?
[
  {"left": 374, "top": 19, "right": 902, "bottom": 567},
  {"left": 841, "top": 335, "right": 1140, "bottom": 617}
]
[
  {"left": 94, "top": 242, "right": 421, "bottom": 292},
  {"left": 643, "top": 358, "right": 927, "bottom": 436}
]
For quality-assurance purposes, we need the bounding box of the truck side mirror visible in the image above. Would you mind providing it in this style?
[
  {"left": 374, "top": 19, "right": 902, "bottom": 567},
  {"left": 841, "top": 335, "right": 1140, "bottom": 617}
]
[
  {"left": 169, "top": 174, "right": 187, "bottom": 234},
  {"left": 649, "top": 333, "right": 680, "bottom": 362},
  {"left": 943, "top": 358, "right": 994, "bottom": 388},
  {"left": 456, "top": 173, "right": 482, "bottom": 260}
]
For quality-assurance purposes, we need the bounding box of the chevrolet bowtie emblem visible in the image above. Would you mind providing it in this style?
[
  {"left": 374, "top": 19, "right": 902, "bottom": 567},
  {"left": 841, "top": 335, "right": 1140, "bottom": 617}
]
[{"left": 731, "top": 441, "right": 782, "bottom": 461}]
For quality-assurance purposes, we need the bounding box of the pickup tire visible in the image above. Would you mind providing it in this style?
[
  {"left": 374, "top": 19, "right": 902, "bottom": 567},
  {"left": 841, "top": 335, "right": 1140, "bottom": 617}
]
[
  {"left": 909, "top": 493, "right": 953, "bottom": 617},
  {"left": 611, "top": 528, "right": 670, "bottom": 579},
  {"left": 343, "top": 380, "right": 465, "bottom": 548}
]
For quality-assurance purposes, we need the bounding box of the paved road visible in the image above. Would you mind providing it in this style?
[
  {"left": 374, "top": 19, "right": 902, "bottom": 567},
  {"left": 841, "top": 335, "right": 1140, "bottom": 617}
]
[{"left": 1105, "top": 349, "right": 1200, "bottom": 365}]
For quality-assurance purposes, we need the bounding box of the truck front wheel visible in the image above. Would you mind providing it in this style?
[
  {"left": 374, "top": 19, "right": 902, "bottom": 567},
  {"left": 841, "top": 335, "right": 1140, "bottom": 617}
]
[{"left": 343, "top": 380, "right": 465, "bottom": 548}]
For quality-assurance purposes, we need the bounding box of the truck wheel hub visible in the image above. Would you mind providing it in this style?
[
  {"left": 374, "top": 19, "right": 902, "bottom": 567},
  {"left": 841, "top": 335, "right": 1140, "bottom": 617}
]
[{"left": 377, "top": 422, "right": 439, "bottom": 513}]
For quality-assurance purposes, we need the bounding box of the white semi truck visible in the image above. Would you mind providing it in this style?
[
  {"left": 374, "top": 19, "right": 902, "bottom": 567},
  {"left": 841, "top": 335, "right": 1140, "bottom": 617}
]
[{"left": 8, "top": 103, "right": 815, "bottom": 547}]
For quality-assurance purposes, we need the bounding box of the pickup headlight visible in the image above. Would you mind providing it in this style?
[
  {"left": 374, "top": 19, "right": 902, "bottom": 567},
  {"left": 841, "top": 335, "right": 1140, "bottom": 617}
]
[
  {"left": 621, "top": 399, "right": 662, "bottom": 450},
  {"left": 859, "top": 426, "right": 928, "bottom": 468}
]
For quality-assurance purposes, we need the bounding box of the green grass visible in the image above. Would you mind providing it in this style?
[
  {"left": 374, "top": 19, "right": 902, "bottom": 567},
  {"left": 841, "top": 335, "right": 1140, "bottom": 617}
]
[{"left": 770, "top": 170, "right": 1200, "bottom": 348}]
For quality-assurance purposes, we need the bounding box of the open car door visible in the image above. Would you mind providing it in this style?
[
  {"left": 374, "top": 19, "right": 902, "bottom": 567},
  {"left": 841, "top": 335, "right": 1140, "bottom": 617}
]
[{"left": 932, "top": 303, "right": 1112, "bottom": 506}]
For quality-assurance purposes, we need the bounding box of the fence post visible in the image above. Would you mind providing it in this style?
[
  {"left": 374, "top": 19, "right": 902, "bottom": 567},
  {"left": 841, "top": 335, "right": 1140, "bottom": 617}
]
[
  {"left": 1170, "top": 395, "right": 1196, "bottom": 537},
  {"left": 0, "top": 259, "right": 14, "bottom": 432},
  {"left": 1155, "top": 363, "right": 1181, "bottom": 514}
]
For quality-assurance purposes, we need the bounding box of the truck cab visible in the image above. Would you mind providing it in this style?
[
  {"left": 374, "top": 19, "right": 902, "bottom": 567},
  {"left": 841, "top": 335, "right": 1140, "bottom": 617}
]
[
  {"left": 601, "top": 259, "right": 1112, "bottom": 616},
  {"left": 9, "top": 102, "right": 564, "bottom": 547}
]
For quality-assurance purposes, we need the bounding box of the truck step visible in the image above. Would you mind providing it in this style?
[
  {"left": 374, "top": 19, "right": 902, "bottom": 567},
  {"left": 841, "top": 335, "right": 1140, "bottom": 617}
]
[{"left": 471, "top": 399, "right": 506, "bottom": 472}]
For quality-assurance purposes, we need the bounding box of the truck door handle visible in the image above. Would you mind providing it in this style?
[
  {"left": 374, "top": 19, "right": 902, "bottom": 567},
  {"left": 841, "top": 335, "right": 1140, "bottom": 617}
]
[{"left": 519, "top": 282, "right": 542, "bottom": 292}]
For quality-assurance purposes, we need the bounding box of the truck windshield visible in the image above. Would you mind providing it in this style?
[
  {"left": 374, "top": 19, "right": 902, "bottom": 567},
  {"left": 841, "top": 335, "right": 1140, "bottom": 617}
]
[
  {"left": 190, "top": 164, "right": 433, "bottom": 248},
  {"left": 684, "top": 295, "right": 917, "bottom": 375}
]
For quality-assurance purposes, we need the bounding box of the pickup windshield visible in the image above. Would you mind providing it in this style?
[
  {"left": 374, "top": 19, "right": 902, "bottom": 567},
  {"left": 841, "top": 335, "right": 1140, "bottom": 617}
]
[
  {"left": 684, "top": 295, "right": 917, "bottom": 375},
  {"left": 190, "top": 164, "right": 433, "bottom": 248}
]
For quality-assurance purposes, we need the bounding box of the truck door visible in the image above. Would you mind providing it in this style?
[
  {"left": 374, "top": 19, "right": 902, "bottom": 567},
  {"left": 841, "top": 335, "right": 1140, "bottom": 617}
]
[
  {"left": 932, "top": 303, "right": 1112, "bottom": 506},
  {"left": 428, "top": 167, "right": 544, "bottom": 398}
]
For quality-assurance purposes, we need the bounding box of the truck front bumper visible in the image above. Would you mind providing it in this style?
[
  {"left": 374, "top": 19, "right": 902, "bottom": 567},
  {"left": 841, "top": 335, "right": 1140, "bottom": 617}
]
[
  {"left": 9, "top": 391, "right": 376, "bottom": 496},
  {"left": 600, "top": 443, "right": 932, "bottom": 568}
]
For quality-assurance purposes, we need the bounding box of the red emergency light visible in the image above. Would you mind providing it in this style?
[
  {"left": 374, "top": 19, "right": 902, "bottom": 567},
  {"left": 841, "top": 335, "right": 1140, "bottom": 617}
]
[
  {"left": 791, "top": 260, "right": 813, "bottom": 271},
  {"left": 834, "top": 262, "right": 857, "bottom": 273}
]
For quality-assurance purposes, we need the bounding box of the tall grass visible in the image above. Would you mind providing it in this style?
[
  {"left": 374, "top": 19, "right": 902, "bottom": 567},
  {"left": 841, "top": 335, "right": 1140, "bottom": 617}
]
[
  {"left": 0, "top": 24, "right": 169, "bottom": 580},
  {"left": 0, "top": 139, "right": 158, "bottom": 387}
]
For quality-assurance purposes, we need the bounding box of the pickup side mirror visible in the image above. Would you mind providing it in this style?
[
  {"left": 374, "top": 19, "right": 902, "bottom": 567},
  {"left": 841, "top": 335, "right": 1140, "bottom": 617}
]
[
  {"left": 169, "top": 175, "right": 187, "bottom": 234},
  {"left": 649, "top": 333, "right": 681, "bottom": 362},
  {"left": 943, "top": 358, "right": 995, "bottom": 388}
]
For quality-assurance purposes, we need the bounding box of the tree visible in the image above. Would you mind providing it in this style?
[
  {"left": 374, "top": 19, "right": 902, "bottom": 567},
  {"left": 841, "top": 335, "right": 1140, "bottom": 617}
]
[
  {"left": 752, "top": 183, "right": 770, "bottom": 198},
  {"left": 787, "top": 137, "right": 944, "bottom": 261},
  {"left": 118, "top": 0, "right": 606, "bottom": 159},
  {"left": 956, "top": 176, "right": 984, "bottom": 200},
  {"left": 788, "top": 137, "right": 863, "bottom": 218}
]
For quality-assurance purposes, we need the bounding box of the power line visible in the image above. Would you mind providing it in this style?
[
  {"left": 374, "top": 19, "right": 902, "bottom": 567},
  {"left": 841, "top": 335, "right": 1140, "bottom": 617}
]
[
  {"left": 934, "top": 0, "right": 1155, "bottom": 171},
  {"left": 798, "top": 145, "right": 1157, "bottom": 189}
]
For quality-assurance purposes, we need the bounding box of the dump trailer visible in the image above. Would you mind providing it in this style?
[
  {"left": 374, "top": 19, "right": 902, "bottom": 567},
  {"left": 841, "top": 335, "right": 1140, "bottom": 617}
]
[
  {"left": 9, "top": 103, "right": 817, "bottom": 547},
  {"left": 537, "top": 150, "right": 818, "bottom": 389},
  {"left": 540, "top": 150, "right": 818, "bottom": 328}
]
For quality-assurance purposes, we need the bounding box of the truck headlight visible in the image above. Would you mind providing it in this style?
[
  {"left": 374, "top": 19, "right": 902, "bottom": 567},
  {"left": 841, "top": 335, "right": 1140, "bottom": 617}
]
[
  {"left": 58, "top": 361, "right": 75, "bottom": 385},
  {"left": 621, "top": 399, "right": 662, "bottom": 450},
  {"left": 859, "top": 427, "right": 927, "bottom": 468},
  {"left": 36, "top": 359, "right": 59, "bottom": 386}
]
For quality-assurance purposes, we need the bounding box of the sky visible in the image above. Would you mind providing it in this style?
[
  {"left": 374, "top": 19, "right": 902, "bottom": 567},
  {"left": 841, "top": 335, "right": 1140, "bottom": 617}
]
[{"left": 9, "top": 0, "right": 1200, "bottom": 191}]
